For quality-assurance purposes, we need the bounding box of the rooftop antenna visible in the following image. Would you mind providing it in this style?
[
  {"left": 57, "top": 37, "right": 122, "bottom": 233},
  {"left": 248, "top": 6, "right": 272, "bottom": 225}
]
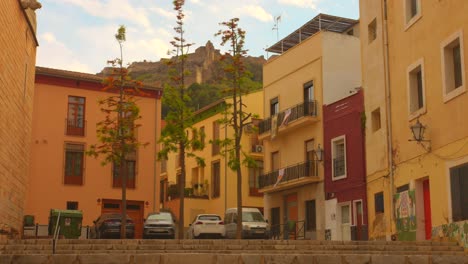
[{"left": 272, "top": 15, "right": 281, "bottom": 41}]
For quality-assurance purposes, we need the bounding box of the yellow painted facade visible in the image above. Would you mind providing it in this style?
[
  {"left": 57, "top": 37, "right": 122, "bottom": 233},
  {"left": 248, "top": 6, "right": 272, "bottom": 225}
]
[
  {"left": 261, "top": 21, "right": 361, "bottom": 240},
  {"left": 361, "top": 0, "right": 468, "bottom": 243},
  {"left": 26, "top": 67, "right": 162, "bottom": 238},
  {"left": 162, "top": 91, "right": 264, "bottom": 229}
]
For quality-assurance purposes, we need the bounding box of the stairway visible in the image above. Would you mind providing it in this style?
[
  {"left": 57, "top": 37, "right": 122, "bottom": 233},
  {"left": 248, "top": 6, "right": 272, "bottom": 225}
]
[{"left": 1, "top": 239, "right": 467, "bottom": 264}]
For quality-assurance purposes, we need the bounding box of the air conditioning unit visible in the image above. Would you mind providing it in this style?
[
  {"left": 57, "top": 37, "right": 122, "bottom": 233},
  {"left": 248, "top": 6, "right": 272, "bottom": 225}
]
[{"left": 254, "top": 145, "right": 263, "bottom": 153}]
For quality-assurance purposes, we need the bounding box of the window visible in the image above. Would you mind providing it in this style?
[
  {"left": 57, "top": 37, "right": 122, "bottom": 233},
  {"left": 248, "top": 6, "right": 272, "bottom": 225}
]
[
  {"left": 375, "top": 192, "right": 384, "bottom": 213},
  {"left": 303, "top": 81, "right": 314, "bottom": 102},
  {"left": 271, "top": 151, "right": 280, "bottom": 171},
  {"left": 212, "top": 121, "right": 220, "bottom": 155},
  {"left": 305, "top": 140, "right": 317, "bottom": 176},
  {"left": 368, "top": 19, "right": 377, "bottom": 44},
  {"left": 211, "top": 161, "right": 220, "bottom": 198},
  {"left": 371, "top": 108, "right": 381, "bottom": 132},
  {"left": 113, "top": 152, "right": 136, "bottom": 188},
  {"left": 200, "top": 126, "right": 205, "bottom": 145},
  {"left": 67, "top": 96, "right": 85, "bottom": 136},
  {"left": 64, "top": 143, "right": 84, "bottom": 185},
  {"left": 404, "top": 0, "right": 421, "bottom": 28},
  {"left": 450, "top": 163, "right": 468, "bottom": 221},
  {"left": 66, "top": 201, "right": 78, "bottom": 210},
  {"left": 270, "top": 97, "right": 279, "bottom": 116},
  {"left": 397, "top": 184, "right": 409, "bottom": 193},
  {"left": 305, "top": 200, "right": 316, "bottom": 231},
  {"left": 249, "top": 161, "right": 263, "bottom": 196},
  {"left": 441, "top": 31, "right": 465, "bottom": 102},
  {"left": 407, "top": 59, "right": 425, "bottom": 116},
  {"left": 331, "top": 136, "right": 346, "bottom": 180}
]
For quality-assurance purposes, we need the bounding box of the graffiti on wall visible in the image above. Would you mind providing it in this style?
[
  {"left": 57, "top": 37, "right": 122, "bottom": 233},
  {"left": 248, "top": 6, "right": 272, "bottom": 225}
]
[
  {"left": 432, "top": 221, "right": 468, "bottom": 249},
  {"left": 394, "top": 190, "right": 417, "bottom": 241}
]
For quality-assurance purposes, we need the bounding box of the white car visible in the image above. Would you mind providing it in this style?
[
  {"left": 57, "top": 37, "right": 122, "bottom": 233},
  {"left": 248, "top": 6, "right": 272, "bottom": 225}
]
[{"left": 188, "top": 214, "right": 225, "bottom": 239}]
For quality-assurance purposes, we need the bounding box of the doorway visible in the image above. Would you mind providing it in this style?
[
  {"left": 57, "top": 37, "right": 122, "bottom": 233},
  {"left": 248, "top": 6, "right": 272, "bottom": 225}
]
[
  {"left": 353, "top": 200, "right": 364, "bottom": 240},
  {"left": 422, "top": 180, "right": 432, "bottom": 240},
  {"left": 338, "top": 203, "right": 351, "bottom": 241}
]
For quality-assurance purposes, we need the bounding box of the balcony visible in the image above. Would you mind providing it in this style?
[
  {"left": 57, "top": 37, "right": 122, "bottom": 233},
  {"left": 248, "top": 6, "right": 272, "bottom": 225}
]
[
  {"left": 66, "top": 118, "right": 85, "bottom": 136},
  {"left": 258, "top": 100, "right": 318, "bottom": 139},
  {"left": 259, "top": 160, "right": 321, "bottom": 193}
]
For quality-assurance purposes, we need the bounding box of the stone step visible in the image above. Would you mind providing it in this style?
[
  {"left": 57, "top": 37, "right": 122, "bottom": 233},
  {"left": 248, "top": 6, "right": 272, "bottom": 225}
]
[
  {"left": 1, "top": 253, "right": 467, "bottom": 264},
  {"left": 1, "top": 243, "right": 464, "bottom": 252}
]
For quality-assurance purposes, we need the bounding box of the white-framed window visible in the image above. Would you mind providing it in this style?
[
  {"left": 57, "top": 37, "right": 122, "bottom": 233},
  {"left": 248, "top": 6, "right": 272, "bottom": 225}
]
[
  {"left": 331, "top": 135, "right": 346, "bottom": 180},
  {"left": 441, "top": 30, "right": 466, "bottom": 103},
  {"left": 407, "top": 58, "right": 426, "bottom": 119},
  {"left": 447, "top": 156, "right": 468, "bottom": 222},
  {"left": 404, "top": 0, "right": 422, "bottom": 30}
]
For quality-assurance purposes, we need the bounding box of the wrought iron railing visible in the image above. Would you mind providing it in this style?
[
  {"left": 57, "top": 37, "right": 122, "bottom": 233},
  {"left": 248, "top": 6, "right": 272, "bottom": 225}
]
[
  {"left": 333, "top": 156, "right": 345, "bottom": 177},
  {"left": 66, "top": 118, "right": 85, "bottom": 136},
  {"left": 258, "top": 100, "right": 318, "bottom": 134},
  {"left": 259, "top": 160, "right": 318, "bottom": 189},
  {"left": 270, "top": 220, "right": 306, "bottom": 240}
]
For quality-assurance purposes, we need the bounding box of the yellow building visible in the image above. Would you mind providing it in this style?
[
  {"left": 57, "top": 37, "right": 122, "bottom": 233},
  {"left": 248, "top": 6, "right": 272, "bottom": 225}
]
[
  {"left": 361, "top": 0, "right": 468, "bottom": 245},
  {"left": 259, "top": 14, "right": 361, "bottom": 240},
  {"left": 0, "top": 0, "right": 40, "bottom": 238},
  {"left": 26, "top": 67, "right": 162, "bottom": 239},
  {"left": 162, "top": 90, "right": 264, "bottom": 232}
]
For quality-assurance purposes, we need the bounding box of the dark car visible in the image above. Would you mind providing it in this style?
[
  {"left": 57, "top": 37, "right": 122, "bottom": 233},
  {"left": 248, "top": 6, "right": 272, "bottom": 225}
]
[
  {"left": 91, "top": 213, "right": 135, "bottom": 239},
  {"left": 143, "top": 212, "right": 176, "bottom": 239}
]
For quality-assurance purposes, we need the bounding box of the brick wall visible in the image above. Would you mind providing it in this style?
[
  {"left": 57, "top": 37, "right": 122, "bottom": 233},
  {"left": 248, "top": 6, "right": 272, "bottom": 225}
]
[{"left": 0, "top": 0, "right": 38, "bottom": 237}]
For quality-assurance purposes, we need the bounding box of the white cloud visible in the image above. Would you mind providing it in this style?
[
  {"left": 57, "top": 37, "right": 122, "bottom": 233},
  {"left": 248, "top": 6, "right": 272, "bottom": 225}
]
[
  {"left": 37, "top": 32, "right": 92, "bottom": 73},
  {"left": 237, "top": 5, "right": 273, "bottom": 22},
  {"left": 150, "top": 7, "right": 173, "bottom": 19},
  {"left": 278, "top": 0, "right": 320, "bottom": 10},
  {"left": 49, "top": 0, "right": 152, "bottom": 30}
]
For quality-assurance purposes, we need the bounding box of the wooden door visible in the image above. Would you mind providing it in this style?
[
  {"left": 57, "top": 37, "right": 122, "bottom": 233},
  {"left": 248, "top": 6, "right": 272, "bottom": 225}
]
[
  {"left": 286, "top": 193, "right": 298, "bottom": 239},
  {"left": 423, "top": 180, "right": 432, "bottom": 240},
  {"left": 101, "top": 199, "right": 144, "bottom": 238}
]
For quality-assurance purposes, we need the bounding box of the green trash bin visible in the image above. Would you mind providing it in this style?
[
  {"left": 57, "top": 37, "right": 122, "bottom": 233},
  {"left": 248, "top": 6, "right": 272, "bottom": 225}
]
[{"left": 48, "top": 209, "right": 83, "bottom": 239}]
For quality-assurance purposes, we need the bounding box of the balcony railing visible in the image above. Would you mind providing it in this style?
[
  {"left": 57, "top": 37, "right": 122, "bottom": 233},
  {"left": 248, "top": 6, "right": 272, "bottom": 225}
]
[
  {"left": 333, "top": 156, "right": 346, "bottom": 177},
  {"left": 258, "top": 100, "right": 318, "bottom": 134},
  {"left": 259, "top": 160, "right": 319, "bottom": 189},
  {"left": 66, "top": 118, "right": 85, "bottom": 136}
]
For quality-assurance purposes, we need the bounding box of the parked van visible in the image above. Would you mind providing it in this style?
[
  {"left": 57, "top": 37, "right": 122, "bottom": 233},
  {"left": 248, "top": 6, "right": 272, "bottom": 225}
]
[{"left": 224, "top": 207, "right": 270, "bottom": 239}]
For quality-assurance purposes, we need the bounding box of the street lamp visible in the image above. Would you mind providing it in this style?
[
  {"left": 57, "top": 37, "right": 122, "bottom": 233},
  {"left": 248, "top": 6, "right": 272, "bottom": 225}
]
[
  {"left": 409, "top": 118, "right": 431, "bottom": 151},
  {"left": 315, "top": 144, "right": 324, "bottom": 162}
]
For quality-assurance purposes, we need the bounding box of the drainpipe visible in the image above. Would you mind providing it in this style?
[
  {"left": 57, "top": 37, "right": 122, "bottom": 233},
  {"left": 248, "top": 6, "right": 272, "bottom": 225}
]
[
  {"left": 382, "top": 0, "right": 395, "bottom": 239},
  {"left": 224, "top": 109, "right": 228, "bottom": 212}
]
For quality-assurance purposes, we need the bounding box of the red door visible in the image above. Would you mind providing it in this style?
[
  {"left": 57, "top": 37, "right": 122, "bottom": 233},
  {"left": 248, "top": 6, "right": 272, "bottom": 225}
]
[
  {"left": 286, "top": 193, "right": 298, "bottom": 239},
  {"left": 423, "top": 180, "right": 432, "bottom": 240}
]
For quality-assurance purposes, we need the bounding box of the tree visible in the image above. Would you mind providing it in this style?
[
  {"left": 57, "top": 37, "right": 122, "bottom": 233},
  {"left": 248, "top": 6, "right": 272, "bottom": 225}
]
[
  {"left": 215, "top": 18, "right": 258, "bottom": 239},
  {"left": 158, "top": 0, "right": 205, "bottom": 239},
  {"left": 87, "top": 25, "right": 147, "bottom": 239}
]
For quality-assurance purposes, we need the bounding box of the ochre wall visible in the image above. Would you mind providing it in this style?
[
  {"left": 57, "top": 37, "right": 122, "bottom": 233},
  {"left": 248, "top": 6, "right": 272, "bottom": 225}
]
[{"left": 26, "top": 77, "right": 160, "bottom": 227}]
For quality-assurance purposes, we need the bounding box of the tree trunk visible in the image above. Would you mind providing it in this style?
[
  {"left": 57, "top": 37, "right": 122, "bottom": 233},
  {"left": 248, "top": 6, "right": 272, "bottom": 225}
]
[
  {"left": 235, "top": 136, "right": 243, "bottom": 239},
  {"left": 179, "top": 143, "right": 186, "bottom": 239},
  {"left": 120, "top": 160, "right": 127, "bottom": 239}
]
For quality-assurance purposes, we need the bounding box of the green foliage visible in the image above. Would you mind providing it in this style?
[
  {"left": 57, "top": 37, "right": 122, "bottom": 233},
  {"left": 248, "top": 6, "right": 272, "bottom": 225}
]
[
  {"left": 158, "top": 0, "right": 205, "bottom": 239},
  {"left": 86, "top": 25, "right": 148, "bottom": 166}
]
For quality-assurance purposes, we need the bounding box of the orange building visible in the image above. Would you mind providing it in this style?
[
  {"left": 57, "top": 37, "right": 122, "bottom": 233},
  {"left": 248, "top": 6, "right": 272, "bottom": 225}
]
[
  {"left": 0, "top": 0, "right": 40, "bottom": 238},
  {"left": 25, "top": 67, "right": 162, "bottom": 238}
]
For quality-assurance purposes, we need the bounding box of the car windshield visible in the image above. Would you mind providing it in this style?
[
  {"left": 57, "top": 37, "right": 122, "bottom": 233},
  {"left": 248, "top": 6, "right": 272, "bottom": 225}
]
[
  {"left": 198, "top": 215, "right": 221, "bottom": 221},
  {"left": 147, "top": 213, "right": 172, "bottom": 221},
  {"left": 242, "top": 212, "right": 265, "bottom": 222}
]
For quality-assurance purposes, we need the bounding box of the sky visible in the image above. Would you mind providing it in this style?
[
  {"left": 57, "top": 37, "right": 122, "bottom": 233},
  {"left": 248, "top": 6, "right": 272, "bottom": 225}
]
[{"left": 36, "top": 0, "right": 359, "bottom": 74}]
